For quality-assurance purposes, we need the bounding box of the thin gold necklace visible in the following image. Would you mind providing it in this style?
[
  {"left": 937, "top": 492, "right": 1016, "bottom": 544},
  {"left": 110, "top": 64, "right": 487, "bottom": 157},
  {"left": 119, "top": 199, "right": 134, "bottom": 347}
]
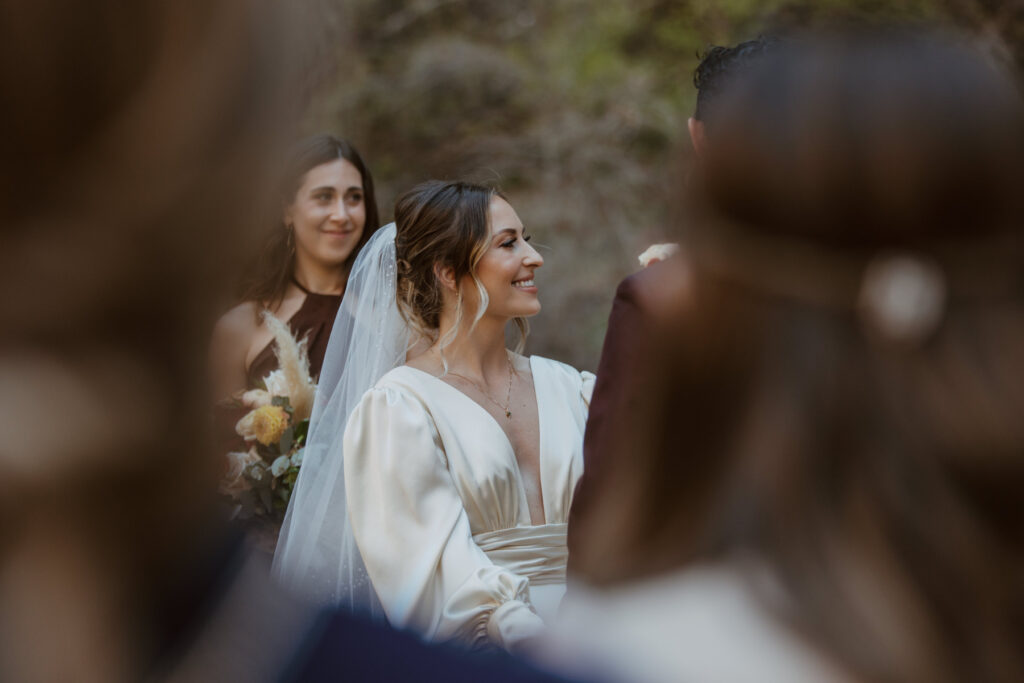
[{"left": 445, "top": 351, "right": 515, "bottom": 419}]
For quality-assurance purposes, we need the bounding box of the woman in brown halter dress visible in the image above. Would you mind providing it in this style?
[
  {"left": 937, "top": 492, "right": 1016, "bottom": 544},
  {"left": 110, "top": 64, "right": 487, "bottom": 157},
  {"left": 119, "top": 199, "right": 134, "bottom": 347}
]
[{"left": 211, "top": 134, "right": 380, "bottom": 449}]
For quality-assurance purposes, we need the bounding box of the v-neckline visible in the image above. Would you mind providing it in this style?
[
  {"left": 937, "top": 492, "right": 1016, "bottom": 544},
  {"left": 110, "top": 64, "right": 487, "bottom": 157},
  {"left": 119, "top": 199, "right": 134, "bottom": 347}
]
[{"left": 401, "top": 357, "right": 547, "bottom": 523}]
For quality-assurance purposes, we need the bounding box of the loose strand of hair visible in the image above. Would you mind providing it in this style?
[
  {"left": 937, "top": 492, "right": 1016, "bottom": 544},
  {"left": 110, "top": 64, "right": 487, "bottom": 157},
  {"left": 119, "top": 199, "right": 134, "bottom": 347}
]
[
  {"left": 436, "top": 290, "right": 465, "bottom": 375},
  {"left": 468, "top": 274, "right": 489, "bottom": 336}
]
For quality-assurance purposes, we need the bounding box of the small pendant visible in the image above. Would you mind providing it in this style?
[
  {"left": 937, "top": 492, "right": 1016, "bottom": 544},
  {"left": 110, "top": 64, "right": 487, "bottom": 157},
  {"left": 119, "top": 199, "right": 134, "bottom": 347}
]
[{"left": 505, "top": 409, "right": 512, "bottom": 419}]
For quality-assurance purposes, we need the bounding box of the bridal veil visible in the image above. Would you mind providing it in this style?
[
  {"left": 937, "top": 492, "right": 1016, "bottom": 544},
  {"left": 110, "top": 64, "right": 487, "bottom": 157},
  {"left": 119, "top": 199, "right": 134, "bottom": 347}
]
[{"left": 273, "top": 223, "right": 408, "bottom": 613}]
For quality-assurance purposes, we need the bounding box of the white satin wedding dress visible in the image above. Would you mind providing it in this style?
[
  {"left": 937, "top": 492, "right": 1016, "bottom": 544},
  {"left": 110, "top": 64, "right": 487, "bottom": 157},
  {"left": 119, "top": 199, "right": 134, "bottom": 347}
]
[{"left": 344, "top": 355, "right": 595, "bottom": 651}]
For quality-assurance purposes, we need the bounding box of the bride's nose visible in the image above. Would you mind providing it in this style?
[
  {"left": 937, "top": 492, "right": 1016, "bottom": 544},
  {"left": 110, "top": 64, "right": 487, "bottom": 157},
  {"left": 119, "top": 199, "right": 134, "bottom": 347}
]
[{"left": 523, "top": 242, "right": 543, "bottom": 268}]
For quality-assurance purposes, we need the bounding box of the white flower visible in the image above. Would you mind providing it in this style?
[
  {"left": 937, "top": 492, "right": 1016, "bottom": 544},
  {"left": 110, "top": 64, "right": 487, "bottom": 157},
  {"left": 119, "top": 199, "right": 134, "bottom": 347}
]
[
  {"left": 220, "top": 448, "right": 261, "bottom": 498},
  {"left": 240, "top": 388, "right": 272, "bottom": 409},
  {"left": 248, "top": 462, "right": 266, "bottom": 482},
  {"left": 638, "top": 243, "right": 680, "bottom": 267},
  {"left": 239, "top": 363, "right": 298, "bottom": 410},
  {"left": 290, "top": 448, "right": 304, "bottom": 468},
  {"left": 263, "top": 369, "right": 290, "bottom": 399},
  {"left": 271, "top": 454, "right": 291, "bottom": 477}
]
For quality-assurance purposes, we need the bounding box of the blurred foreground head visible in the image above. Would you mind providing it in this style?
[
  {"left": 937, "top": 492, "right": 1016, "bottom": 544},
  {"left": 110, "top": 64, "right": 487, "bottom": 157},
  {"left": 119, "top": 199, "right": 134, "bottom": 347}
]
[
  {"left": 576, "top": 28, "right": 1024, "bottom": 683},
  {"left": 0, "top": 0, "right": 294, "bottom": 679}
]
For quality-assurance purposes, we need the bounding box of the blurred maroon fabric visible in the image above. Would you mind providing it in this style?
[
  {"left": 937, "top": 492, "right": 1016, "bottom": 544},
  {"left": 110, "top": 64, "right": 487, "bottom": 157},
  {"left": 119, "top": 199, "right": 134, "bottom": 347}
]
[{"left": 567, "top": 259, "right": 688, "bottom": 574}]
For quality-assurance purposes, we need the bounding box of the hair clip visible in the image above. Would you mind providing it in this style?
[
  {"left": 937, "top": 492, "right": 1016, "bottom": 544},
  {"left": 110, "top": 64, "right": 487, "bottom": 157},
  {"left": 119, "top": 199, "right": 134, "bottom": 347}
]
[{"left": 858, "top": 253, "right": 946, "bottom": 344}]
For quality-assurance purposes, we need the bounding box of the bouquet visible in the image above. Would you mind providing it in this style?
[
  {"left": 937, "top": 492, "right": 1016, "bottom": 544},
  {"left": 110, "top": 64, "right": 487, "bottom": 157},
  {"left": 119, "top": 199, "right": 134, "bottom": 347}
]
[{"left": 220, "top": 313, "right": 316, "bottom": 520}]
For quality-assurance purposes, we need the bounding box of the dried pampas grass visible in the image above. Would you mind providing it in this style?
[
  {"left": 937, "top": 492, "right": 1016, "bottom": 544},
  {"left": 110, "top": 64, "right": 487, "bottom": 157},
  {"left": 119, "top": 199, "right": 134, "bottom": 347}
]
[{"left": 261, "top": 312, "right": 315, "bottom": 422}]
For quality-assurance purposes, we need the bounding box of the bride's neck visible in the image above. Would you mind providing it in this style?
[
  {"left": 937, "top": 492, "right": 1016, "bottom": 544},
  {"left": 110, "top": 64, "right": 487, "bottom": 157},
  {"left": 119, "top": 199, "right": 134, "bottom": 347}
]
[{"left": 433, "top": 312, "right": 510, "bottom": 379}]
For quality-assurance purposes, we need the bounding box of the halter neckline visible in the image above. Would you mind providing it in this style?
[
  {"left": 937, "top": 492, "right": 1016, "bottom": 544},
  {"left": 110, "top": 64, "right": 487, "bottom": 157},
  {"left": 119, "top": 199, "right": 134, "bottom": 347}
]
[{"left": 291, "top": 277, "right": 342, "bottom": 298}]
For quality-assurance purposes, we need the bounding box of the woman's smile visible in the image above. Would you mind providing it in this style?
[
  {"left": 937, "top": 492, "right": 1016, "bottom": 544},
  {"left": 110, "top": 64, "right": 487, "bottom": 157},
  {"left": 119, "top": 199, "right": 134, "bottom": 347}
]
[{"left": 512, "top": 277, "right": 537, "bottom": 293}]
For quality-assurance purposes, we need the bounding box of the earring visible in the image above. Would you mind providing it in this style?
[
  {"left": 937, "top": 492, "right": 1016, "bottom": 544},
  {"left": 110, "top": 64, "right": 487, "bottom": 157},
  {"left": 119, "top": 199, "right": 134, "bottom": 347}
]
[{"left": 285, "top": 223, "right": 295, "bottom": 255}]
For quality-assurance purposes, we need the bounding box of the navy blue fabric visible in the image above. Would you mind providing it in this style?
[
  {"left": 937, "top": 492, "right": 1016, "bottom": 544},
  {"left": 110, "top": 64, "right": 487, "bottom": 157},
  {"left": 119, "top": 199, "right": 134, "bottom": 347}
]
[{"left": 284, "top": 609, "right": 587, "bottom": 683}]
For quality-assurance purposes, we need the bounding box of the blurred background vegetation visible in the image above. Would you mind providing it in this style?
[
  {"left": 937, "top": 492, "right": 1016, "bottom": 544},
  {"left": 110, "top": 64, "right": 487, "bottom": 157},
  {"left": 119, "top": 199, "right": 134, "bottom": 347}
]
[{"left": 292, "top": 0, "right": 1022, "bottom": 370}]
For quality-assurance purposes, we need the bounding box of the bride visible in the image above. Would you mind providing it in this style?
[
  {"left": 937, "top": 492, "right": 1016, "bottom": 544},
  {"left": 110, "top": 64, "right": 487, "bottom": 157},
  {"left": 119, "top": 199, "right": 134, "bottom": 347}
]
[{"left": 274, "top": 180, "right": 594, "bottom": 653}]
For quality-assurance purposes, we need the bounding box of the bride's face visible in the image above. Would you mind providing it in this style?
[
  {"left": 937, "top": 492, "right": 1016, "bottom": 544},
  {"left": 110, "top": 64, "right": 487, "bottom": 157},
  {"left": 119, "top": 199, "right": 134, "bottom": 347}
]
[{"left": 465, "top": 196, "right": 543, "bottom": 320}]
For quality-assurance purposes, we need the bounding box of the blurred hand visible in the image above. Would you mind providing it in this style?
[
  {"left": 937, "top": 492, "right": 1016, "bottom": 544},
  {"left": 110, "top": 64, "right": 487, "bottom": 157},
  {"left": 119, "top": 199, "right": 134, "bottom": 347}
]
[{"left": 637, "top": 243, "right": 680, "bottom": 267}]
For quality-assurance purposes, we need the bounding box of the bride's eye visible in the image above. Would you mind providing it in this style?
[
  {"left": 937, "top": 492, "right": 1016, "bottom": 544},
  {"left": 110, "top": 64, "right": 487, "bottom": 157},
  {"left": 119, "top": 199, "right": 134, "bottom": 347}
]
[{"left": 501, "top": 239, "right": 516, "bottom": 249}]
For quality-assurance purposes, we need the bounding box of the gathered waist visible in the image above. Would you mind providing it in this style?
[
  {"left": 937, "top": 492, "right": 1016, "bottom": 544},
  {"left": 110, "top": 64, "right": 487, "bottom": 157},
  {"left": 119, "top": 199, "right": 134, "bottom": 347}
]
[{"left": 473, "top": 523, "right": 567, "bottom": 586}]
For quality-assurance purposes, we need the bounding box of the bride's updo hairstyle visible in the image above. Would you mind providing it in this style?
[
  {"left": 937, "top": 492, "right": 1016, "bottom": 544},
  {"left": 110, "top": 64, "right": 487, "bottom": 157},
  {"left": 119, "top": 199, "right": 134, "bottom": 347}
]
[{"left": 394, "top": 180, "right": 528, "bottom": 356}]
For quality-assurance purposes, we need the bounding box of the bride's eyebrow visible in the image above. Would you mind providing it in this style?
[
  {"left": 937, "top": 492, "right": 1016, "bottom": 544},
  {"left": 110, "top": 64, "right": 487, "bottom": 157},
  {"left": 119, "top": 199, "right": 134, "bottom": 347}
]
[{"left": 492, "top": 227, "right": 518, "bottom": 240}]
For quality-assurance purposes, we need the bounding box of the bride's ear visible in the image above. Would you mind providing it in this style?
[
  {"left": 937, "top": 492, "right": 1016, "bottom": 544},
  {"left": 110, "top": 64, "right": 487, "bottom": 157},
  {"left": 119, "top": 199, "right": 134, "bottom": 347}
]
[{"left": 434, "top": 263, "right": 458, "bottom": 293}]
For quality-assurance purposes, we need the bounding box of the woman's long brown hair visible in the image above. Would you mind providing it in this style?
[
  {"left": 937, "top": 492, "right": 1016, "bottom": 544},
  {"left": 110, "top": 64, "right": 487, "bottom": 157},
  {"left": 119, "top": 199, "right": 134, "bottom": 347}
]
[
  {"left": 239, "top": 134, "right": 380, "bottom": 310},
  {"left": 573, "top": 29, "right": 1024, "bottom": 683}
]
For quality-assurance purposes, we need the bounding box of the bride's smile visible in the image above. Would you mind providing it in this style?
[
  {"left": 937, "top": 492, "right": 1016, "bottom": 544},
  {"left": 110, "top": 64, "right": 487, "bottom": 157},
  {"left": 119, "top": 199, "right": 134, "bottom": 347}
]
[{"left": 512, "top": 277, "right": 537, "bottom": 291}]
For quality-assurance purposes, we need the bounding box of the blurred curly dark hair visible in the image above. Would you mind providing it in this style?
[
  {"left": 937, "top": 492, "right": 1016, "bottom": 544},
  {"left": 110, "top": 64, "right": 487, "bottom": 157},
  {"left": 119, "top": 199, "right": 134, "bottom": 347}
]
[{"left": 693, "top": 37, "right": 777, "bottom": 122}]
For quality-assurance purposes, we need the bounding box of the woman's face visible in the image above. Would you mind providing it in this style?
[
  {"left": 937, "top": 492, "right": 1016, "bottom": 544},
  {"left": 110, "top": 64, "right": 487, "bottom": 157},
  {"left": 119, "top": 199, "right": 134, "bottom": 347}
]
[
  {"left": 284, "top": 158, "right": 366, "bottom": 270},
  {"left": 466, "top": 196, "right": 543, "bottom": 319}
]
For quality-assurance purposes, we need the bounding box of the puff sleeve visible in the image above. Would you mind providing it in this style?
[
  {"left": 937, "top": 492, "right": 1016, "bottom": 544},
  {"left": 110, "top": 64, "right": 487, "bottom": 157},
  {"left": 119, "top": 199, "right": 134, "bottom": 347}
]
[
  {"left": 580, "top": 371, "right": 597, "bottom": 412},
  {"left": 343, "top": 385, "right": 546, "bottom": 651}
]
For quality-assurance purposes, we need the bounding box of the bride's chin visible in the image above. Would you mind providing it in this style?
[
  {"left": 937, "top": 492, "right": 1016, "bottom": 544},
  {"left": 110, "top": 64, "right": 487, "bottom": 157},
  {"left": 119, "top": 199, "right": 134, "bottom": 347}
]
[
  {"left": 499, "top": 307, "right": 541, "bottom": 321},
  {"left": 492, "top": 301, "right": 541, "bottom": 320}
]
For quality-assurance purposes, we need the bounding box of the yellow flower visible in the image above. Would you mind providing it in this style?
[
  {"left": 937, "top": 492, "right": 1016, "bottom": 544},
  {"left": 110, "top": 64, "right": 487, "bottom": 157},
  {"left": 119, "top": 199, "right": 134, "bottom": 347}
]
[{"left": 236, "top": 404, "right": 289, "bottom": 446}]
